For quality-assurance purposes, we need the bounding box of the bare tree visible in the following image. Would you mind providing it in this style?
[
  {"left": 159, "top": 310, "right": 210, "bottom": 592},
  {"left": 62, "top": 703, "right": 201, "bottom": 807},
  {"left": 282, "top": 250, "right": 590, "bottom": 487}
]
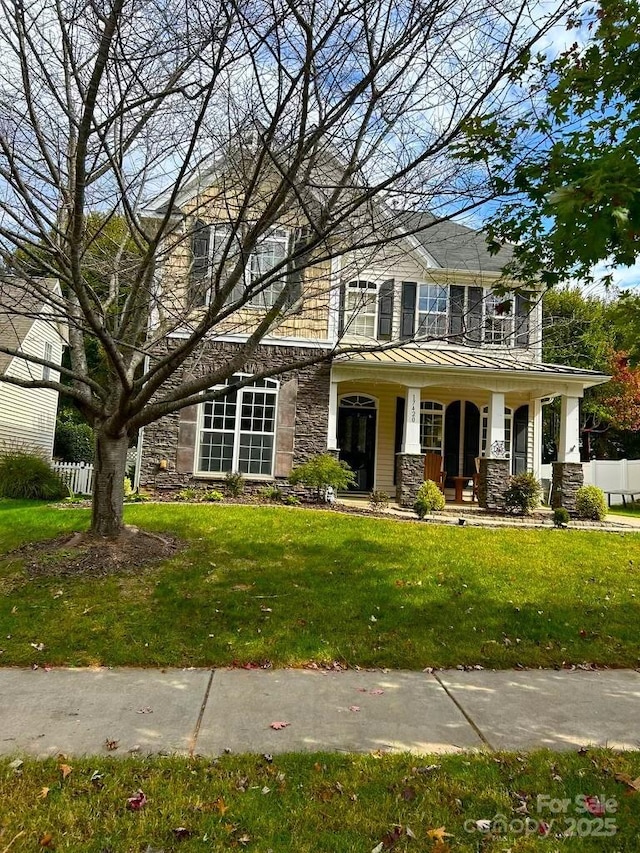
[{"left": 0, "top": 0, "right": 566, "bottom": 537}]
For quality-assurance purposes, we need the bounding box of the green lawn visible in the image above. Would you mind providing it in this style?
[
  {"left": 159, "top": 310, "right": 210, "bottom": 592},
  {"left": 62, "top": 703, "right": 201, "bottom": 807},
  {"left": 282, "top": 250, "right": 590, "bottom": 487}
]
[
  {"left": 1, "top": 750, "right": 639, "bottom": 852},
  {"left": 1, "top": 500, "right": 640, "bottom": 669},
  {"left": 609, "top": 501, "right": 640, "bottom": 519}
]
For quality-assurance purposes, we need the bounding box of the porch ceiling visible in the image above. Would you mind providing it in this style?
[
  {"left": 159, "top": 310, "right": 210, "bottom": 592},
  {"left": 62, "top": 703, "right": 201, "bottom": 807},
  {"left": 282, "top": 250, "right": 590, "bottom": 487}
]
[{"left": 333, "top": 346, "right": 610, "bottom": 398}]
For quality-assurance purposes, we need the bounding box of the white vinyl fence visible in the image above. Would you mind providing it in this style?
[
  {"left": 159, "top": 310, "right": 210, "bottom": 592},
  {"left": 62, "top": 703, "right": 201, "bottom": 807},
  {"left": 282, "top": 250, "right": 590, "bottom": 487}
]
[
  {"left": 53, "top": 461, "right": 94, "bottom": 496},
  {"left": 540, "top": 460, "right": 640, "bottom": 505}
]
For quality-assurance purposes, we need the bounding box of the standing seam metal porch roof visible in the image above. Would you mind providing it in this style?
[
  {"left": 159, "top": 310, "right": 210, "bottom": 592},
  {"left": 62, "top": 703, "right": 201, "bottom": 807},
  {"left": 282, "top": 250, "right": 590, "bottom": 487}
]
[{"left": 336, "top": 346, "right": 610, "bottom": 382}]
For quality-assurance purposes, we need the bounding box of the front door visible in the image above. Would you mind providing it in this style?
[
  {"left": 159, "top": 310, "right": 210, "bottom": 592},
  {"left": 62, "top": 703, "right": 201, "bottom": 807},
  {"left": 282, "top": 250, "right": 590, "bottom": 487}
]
[
  {"left": 338, "top": 396, "right": 376, "bottom": 491},
  {"left": 513, "top": 405, "right": 529, "bottom": 474}
]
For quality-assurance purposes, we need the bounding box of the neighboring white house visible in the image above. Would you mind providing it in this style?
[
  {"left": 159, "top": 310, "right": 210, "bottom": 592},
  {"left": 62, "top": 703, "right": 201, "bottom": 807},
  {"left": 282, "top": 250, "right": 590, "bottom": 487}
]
[{"left": 0, "top": 279, "right": 67, "bottom": 458}]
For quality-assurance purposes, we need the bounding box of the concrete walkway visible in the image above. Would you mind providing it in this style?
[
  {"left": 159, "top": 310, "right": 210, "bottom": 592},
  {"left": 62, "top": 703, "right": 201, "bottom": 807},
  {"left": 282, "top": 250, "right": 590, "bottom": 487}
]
[{"left": 1, "top": 667, "right": 639, "bottom": 758}]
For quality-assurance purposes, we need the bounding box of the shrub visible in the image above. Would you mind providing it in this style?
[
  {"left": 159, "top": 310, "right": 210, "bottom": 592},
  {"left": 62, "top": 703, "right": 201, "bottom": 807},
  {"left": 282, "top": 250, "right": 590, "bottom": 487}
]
[
  {"left": 575, "top": 485, "right": 608, "bottom": 521},
  {"left": 201, "top": 488, "right": 224, "bottom": 502},
  {"left": 282, "top": 494, "right": 301, "bottom": 506},
  {"left": 123, "top": 476, "right": 134, "bottom": 497},
  {"left": 553, "top": 507, "right": 570, "bottom": 527},
  {"left": 369, "top": 490, "right": 390, "bottom": 510},
  {"left": 53, "top": 410, "right": 94, "bottom": 463},
  {"left": 289, "top": 454, "right": 356, "bottom": 501},
  {"left": 258, "top": 484, "right": 282, "bottom": 502},
  {"left": 413, "top": 480, "right": 445, "bottom": 518},
  {"left": 0, "top": 447, "right": 67, "bottom": 500},
  {"left": 176, "top": 487, "right": 200, "bottom": 501},
  {"left": 504, "top": 472, "right": 542, "bottom": 515},
  {"left": 224, "top": 471, "right": 245, "bottom": 497}
]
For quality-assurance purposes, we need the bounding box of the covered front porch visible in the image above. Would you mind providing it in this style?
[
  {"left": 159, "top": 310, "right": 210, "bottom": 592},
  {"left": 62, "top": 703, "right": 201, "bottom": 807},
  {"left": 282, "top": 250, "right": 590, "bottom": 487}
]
[{"left": 327, "top": 348, "right": 609, "bottom": 510}]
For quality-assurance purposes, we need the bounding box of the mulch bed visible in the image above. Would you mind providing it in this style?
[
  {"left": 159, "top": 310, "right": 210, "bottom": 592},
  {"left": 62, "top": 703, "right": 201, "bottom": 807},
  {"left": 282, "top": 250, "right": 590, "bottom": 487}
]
[{"left": 4, "top": 527, "right": 183, "bottom": 578}]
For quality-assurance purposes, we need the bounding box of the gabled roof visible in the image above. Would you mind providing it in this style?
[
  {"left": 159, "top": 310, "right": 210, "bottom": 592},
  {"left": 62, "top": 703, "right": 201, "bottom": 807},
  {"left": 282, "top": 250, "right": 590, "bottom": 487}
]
[{"left": 397, "top": 211, "right": 513, "bottom": 273}]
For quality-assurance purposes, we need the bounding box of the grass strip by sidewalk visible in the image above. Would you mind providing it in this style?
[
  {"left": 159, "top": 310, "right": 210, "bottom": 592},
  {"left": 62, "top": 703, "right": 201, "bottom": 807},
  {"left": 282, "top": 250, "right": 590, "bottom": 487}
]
[
  {"left": 1, "top": 500, "right": 639, "bottom": 669},
  {"left": 1, "top": 750, "right": 639, "bottom": 852}
]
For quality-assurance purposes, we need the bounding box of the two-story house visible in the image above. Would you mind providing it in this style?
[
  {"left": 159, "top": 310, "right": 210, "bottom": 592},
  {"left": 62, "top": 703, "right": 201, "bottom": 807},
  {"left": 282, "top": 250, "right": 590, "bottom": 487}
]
[{"left": 138, "top": 188, "right": 609, "bottom": 512}]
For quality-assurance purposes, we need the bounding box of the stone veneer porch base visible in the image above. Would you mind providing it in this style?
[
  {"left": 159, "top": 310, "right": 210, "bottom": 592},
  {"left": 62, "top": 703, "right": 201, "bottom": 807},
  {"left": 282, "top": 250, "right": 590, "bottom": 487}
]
[
  {"left": 477, "top": 457, "right": 510, "bottom": 512},
  {"left": 395, "top": 453, "right": 426, "bottom": 507},
  {"left": 551, "top": 461, "right": 584, "bottom": 513}
]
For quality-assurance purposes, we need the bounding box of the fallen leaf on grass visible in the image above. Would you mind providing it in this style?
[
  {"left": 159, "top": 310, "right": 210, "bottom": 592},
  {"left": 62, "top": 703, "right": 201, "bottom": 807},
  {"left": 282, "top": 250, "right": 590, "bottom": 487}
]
[
  {"left": 269, "top": 721, "right": 290, "bottom": 730},
  {"left": 584, "top": 796, "right": 606, "bottom": 816},
  {"left": 400, "top": 787, "right": 416, "bottom": 801},
  {"left": 127, "top": 790, "right": 147, "bottom": 810},
  {"left": 30, "top": 642, "right": 45, "bottom": 651},
  {"left": 8, "top": 759, "right": 23, "bottom": 771},
  {"left": 39, "top": 833, "right": 54, "bottom": 847},
  {"left": 59, "top": 763, "right": 73, "bottom": 780},
  {"left": 172, "top": 828, "right": 194, "bottom": 840},
  {"left": 104, "top": 738, "right": 119, "bottom": 751},
  {"left": 427, "top": 827, "right": 453, "bottom": 842},
  {"left": 38, "top": 787, "right": 50, "bottom": 799},
  {"left": 614, "top": 773, "right": 640, "bottom": 791}
]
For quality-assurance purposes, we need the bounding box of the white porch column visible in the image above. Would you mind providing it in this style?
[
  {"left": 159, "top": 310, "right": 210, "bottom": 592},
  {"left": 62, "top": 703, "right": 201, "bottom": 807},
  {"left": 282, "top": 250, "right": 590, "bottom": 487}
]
[
  {"left": 558, "top": 395, "right": 581, "bottom": 463},
  {"left": 532, "top": 398, "right": 542, "bottom": 479},
  {"left": 402, "top": 386, "right": 422, "bottom": 454},
  {"left": 486, "top": 391, "right": 505, "bottom": 458},
  {"left": 327, "top": 379, "right": 339, "bottom": 451}
]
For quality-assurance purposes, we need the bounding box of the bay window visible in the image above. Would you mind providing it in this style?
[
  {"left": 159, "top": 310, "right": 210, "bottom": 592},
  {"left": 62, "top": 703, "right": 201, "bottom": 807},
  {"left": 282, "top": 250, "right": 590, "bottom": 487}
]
[{"left": 197, "top": 375, "right": 278, "bottom": 476}]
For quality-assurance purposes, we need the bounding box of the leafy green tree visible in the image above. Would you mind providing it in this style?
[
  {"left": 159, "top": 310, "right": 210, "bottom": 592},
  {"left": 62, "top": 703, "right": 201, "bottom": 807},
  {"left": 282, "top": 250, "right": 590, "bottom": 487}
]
[{"left": 466, "top": 0, "right": 640, "bottom": 287}]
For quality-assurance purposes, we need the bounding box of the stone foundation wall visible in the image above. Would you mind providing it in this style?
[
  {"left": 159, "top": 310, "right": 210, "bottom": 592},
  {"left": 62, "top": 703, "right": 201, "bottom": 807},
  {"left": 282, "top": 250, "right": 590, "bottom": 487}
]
[
  {"left": 140, "top": 339, "right": 332, "bottom": 490},
  {"left": 395, "top": 453, "right": 426, "bottom": 507},
  {"left": 551, "top": 462, "right": 584, "bottom": 512},
  {"left": 478, "top": 458, "right": 510, "bottom": 511}
]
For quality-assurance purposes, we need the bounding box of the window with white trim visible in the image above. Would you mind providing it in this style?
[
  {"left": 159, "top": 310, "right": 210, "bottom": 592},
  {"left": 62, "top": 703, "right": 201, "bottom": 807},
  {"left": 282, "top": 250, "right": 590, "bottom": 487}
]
[
  {"left": 197, "top": 375, "right": 278, "bottom": 476},
  {"left": 417, "top": 284, "right": 448, "bottom": 338},
  {"left": 484, "top": 294, "right": 514, "bottom": 345},
  {"left": 42, "top": 341, "right": 53, "bottom": 381},
  {"left": 249, "top": 228, "right": 288, "bottom": 308},
  {"left": 480, "top": 406, "right": 513, "bottom": 458},
  {"left": 345, "top": 280, "right": 377, "bottom": 337},
  {"left": 420, "top": 401, "right": 444, "bottom": 453},
  {"left": 190, "top": 223, "right": 289, "bottom": 309}
]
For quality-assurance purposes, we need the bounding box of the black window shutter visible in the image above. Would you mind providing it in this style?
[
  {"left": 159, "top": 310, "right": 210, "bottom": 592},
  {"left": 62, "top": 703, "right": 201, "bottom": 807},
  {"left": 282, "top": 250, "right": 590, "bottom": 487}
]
[
  {"left": 467, "top": 286, "right": 483, "bottom": 344},
  {"left": 400, "top": 282, "right": 416, "bottom": 339},
  {"left": 449, "top": 285, "right": 465, "bottom": 342},
  {"left": 285, "top": 229, "right": 303, "bottom": 308},
  {"left": 377, "top": 279, "right": 394, "bottom": 340},
  {"left": 337, "top": 279, "right": 347, "bottom": 337},
  {"left": 515, "top": 292, "right": 532, "bottom": 348},
  {"left": 191, "top": 221, "right": 210, "bottom": 307}
]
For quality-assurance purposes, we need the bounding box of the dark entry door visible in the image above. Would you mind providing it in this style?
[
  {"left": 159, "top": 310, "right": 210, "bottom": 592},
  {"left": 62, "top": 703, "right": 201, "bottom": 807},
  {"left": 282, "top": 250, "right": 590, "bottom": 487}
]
[
  {"left": 338, "top": 406, "right": 376, "bottom": 491},
  {"left": 513, "top": 405, "right": 529, "bottom": 474},
  {"left": 444, "top": 400, "right": 480, "bottom": 483}
]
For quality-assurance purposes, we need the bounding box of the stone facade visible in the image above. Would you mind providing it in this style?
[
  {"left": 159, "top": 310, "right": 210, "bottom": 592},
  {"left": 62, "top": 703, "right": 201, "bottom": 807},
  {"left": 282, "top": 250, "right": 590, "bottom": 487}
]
[
  {"left": 395, "top": 453, "right": 426, "bottom": 507},
  {"left": 140, "top": 339, "right": 332, "bottom": 490},
  {"left": 478, "top": 457, "right": 510, "bottom": 511},
  {"left": 551, "top": 461, "right": 584, "bottom": 512}
]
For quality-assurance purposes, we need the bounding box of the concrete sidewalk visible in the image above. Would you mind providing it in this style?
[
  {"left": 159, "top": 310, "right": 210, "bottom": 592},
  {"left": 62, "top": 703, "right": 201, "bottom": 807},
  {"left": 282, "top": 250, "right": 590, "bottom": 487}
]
[{"left": 1, "top": 667, "right": 639, "bottom": 758}]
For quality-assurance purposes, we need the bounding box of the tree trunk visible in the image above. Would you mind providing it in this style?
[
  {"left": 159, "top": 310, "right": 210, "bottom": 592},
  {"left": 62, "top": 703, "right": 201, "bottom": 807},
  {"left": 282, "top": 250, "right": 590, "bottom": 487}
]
[{"left": 91, "top": 431, "right": 129, "bottom": 537}]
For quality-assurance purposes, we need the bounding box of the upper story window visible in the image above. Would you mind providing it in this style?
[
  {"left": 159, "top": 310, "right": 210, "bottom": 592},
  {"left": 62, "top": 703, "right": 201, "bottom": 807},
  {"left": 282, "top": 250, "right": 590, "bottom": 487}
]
[
  {"left": 190, "top": 222, "right": 299, "bottom": 311},
  {"left": 400, "top": 281, "right": 532, "bottom": 348},
  {"left": 197, "top": 374, "right": 279, "bottom": 477},
  {"left": 249, "top": 228, "right": 288, "bottom": 309},
  {"left": 417, "top": 285, "right": 448, "bottom": 338},
  {"left": 484, "top": 293, "right": 513, "bottom": 345},
  {"left": 42, "top": 341, "right": 53, "bottom": 381},
  {"left": 344, "top": 280, "right": 377, "bottom": 337}
]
